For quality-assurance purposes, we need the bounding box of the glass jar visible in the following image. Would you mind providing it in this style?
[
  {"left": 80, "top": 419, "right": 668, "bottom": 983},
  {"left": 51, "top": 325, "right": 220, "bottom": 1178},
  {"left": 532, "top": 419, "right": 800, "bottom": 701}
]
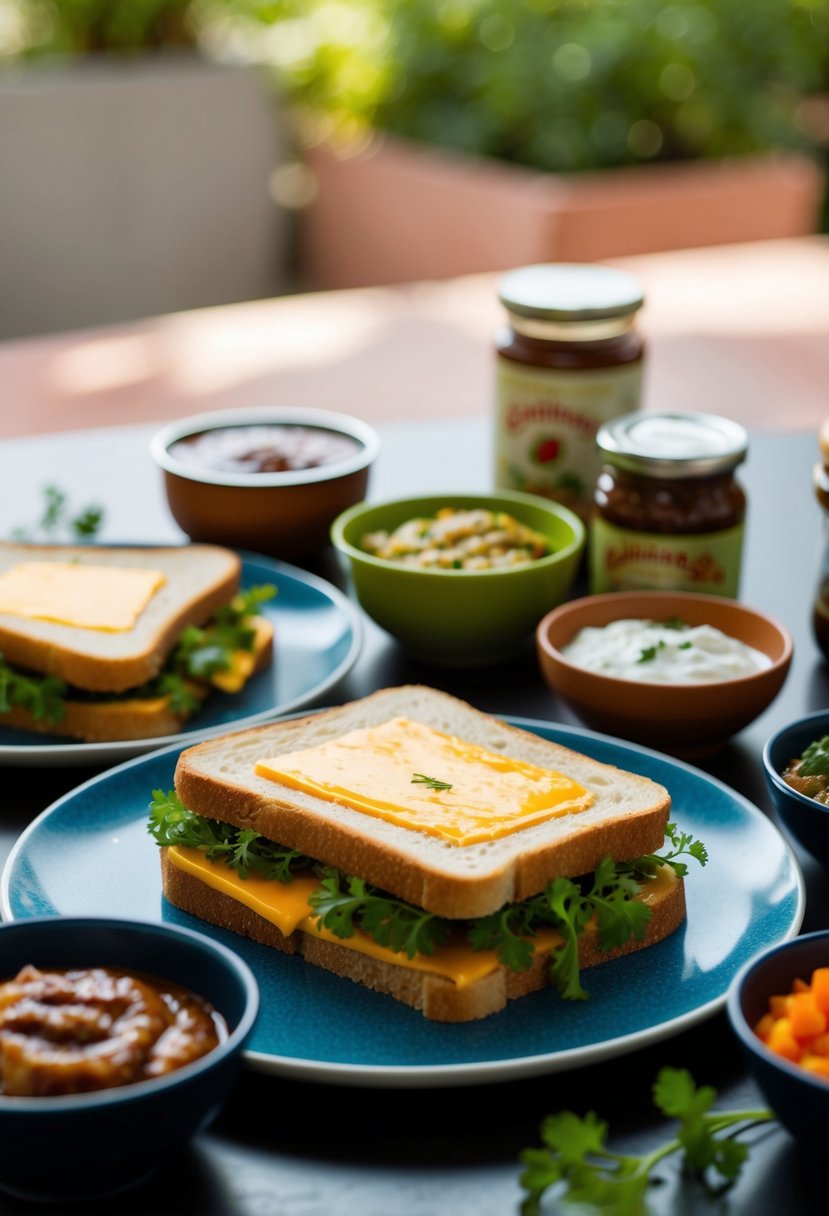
[
  {"left": 812, "top": 420, "right": 829, "bottom": 658},
  {"left": 591, "top": 410, "right": 748, "bottom": 597},
  {"left": 494, "top": 263, "right": 645, "bottom": 521}
]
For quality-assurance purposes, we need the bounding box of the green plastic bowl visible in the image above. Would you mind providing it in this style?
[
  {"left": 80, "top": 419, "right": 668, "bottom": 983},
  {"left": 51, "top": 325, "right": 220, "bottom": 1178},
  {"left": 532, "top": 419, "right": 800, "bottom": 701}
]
[{"left": 331, "top": 491, "right": 585, "bottom": 667}]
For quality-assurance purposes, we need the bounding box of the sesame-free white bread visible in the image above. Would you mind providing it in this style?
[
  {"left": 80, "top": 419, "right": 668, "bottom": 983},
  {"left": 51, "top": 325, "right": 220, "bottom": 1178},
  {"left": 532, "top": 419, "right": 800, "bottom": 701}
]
[
  {"left": 0, "top": 542, "right": 241, "bottom": 692},
  {"left": 159, "top": 849, "right": 686, "bottom": 1022},
  {"left": 174, "top": 685, "right": 672, "bottom": 919}
]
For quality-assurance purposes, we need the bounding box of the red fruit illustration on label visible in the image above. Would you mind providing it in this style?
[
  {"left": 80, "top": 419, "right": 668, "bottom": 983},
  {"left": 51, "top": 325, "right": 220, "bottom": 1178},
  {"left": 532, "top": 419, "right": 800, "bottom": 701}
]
[{"left": 532, "top": 436, "right": 561, "bottom": 464}]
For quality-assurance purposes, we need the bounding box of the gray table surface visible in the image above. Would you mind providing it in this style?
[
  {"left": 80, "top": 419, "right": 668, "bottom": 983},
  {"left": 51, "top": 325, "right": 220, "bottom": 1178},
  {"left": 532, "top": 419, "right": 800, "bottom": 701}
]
[{"left": 0, "top": 417, "right": 826, "bottom": 1216}]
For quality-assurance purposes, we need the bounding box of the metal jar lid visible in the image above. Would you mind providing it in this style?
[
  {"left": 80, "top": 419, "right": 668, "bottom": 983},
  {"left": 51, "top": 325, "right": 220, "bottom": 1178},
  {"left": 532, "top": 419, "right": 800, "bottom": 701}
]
[
  {"left": 498, "top": 263, "right": 644, "bottom": 322},
  {"left": 596, "top": 411, "right": 749, "bottom": 479}
]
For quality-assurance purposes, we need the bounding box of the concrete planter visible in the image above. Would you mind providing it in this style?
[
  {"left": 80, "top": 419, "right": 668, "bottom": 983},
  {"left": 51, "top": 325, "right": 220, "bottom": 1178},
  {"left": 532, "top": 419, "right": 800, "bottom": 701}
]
[
  {"left": 302, "top": 134, "right": 825, "bottom": 288},
  {"left": 0, "top": 55, "right": 288, "bottom": 338}
]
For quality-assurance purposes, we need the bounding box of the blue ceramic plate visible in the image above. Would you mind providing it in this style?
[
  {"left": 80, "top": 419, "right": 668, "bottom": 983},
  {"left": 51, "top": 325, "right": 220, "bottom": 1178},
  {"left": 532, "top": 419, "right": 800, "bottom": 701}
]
[
  {"left": 1, "top": 719, "right": 804, "bottom": 1088},
  {"left": 0, "top": 553, "right": 361, "bottom": 767}
]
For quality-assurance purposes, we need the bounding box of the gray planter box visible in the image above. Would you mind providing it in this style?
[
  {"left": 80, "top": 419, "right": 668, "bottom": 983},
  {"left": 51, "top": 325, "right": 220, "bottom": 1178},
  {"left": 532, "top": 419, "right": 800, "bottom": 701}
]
[{"left": 0, "top": 55, "right": 287, "bottom": 338}]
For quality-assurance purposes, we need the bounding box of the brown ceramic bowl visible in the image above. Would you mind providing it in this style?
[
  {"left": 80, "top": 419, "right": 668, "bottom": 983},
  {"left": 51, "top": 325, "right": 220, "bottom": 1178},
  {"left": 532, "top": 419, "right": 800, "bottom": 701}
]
[
  {"left": 536, "top": 591, "right": 793, "bottom": 758},
  {"left": 150, "top": 407, "right": 380, "bottom": 560}
]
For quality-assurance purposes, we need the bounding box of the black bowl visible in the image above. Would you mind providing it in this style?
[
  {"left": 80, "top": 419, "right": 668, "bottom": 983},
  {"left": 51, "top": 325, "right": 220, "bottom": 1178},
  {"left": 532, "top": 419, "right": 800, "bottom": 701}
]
[
  {"left": 0, "top": 917, "right": 258, "bottom": 1202},
  {"left": 727, "top": 931, "right": 829, "bottom": 1150},
  {"left": 763, "top": 709, "right": 829, "bottom": 865}
]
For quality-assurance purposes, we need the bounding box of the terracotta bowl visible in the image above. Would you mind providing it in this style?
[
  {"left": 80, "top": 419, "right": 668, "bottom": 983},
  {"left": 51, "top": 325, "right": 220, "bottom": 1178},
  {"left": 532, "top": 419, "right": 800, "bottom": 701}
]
[
  {"left": 151, "top": 407, "right": 380, "bottom": 561},
  {"left": 536, "top": 591, "right": 793, "bottom": 758}
]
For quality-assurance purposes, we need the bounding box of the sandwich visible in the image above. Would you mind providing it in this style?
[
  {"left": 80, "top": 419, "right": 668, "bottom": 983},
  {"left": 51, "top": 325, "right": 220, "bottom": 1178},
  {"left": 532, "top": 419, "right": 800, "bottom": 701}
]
[
  {"left": 148, "top": 686, "right": 706, "bottom": 1022},
  {"left": 0, "top": 541, "right": 274, "bottom": 743}
]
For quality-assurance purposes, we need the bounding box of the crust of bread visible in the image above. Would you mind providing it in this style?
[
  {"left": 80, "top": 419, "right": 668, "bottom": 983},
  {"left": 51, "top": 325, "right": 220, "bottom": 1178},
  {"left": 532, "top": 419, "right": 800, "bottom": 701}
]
[
  {"left": 0, "top": 630, "right": 273, "bottom": 743},
  {"left": 0, "top": 542, "right": 241, "bottom": 692},
  {"left": 174, "top": 686, "right": 672, "bottom": 919},
  {"left": 160, "top": 849, "right": 686, "bottom": 1022}
]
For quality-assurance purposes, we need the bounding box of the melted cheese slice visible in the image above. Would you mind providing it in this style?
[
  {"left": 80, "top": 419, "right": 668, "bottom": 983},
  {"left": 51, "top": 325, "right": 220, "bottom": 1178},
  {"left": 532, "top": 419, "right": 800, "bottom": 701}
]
[
  {"left": 166, "top": 846, "right": 676, "bottom": 989},
  {"left": 254, "top": 717, "right": 594, "bottom": 846},
  {"left": 0, "top": 562, "right": 165, "bottom": 631}
]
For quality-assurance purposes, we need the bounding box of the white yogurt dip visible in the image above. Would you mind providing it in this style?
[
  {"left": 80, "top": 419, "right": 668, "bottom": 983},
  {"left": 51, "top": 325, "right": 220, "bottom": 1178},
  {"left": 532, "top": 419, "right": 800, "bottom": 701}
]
[{"left": 560, "top": 618, "right": 772, "bottom": 683}]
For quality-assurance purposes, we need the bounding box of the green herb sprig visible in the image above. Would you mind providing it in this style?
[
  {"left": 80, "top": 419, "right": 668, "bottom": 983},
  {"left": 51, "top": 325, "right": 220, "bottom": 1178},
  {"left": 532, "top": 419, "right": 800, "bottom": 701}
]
[
  {"left": 469, "top": 824, "right": 706, "bottom": 999},
  {"left": 0, "top": 655, "right": 67, "bottom": 724},
  {"left": 12, "top": 485, "right": 104, "bottom": 543},
  {"left": 797, "top": 735, "right": 829, "bottom": 778},
  {"left": 148, "top": 790, "right": 311, "bottom": 882},
  {"left": 308, "top": 869, "right": 452, "bottom": 958},
  {"left": 411, "top": 772, "right": 453, "bottom": 791},
  {"left": 519, "top": 1068, "right": 773, "bottom": 1216}
]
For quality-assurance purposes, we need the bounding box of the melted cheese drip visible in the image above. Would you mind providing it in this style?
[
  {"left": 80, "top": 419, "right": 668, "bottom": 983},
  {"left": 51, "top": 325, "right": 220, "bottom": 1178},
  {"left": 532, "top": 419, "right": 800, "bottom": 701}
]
[
  {"left": 166, "top": 847, "right": 676, "bottom": 989},
  {"left": 254, "top": 717, "right": 593, "bottom": 846},
  {"left": 0, "top": 562, "right": 165, "bottom": 631}
]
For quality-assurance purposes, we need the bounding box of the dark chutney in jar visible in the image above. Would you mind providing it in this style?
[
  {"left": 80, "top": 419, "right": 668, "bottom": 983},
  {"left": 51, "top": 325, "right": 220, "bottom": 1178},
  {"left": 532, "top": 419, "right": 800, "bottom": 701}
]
[
  {"left": 494, "top": 264, "right": 645, "bottom": 519},
  {"left": 590, "top": 411, "right": 748, "bottom": 597}
]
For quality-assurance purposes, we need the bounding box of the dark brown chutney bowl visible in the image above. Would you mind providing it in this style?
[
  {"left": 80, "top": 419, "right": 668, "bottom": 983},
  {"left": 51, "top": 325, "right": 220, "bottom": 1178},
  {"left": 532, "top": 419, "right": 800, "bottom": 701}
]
[
  {"left": 151, "top": 407, "right": 380, "bottom": 561},
  {"left": 0, "top": 916, "right": 258, "bottom": 1203}
]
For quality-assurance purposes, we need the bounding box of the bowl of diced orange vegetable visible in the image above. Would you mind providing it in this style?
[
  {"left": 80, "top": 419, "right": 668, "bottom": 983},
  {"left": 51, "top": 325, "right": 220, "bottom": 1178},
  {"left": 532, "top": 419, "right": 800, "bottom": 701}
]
[{"left": 727, "top": 931, "right": 829, "bottom": 1148}]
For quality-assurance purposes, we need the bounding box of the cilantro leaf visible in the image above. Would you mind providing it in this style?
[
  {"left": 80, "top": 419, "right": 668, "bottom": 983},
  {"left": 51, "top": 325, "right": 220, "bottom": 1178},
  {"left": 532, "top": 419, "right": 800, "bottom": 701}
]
[
  {"left": 147, "top": 790, "right": 310, "bottom": 882},
  {"left": 308, "top": 868, "right": 451, "bottom": 958},
  {"left": 638, "top": 640, "right": 666, "bottom": 663},
  {"left": 798, "top": 735, "right": 829, "bottom": 777},
  {"left": 519, "top": 1067, "right": 774, "bottom": 1215},
  {"left": 0, "top": 655, "right": 67, "bottom": 724}
]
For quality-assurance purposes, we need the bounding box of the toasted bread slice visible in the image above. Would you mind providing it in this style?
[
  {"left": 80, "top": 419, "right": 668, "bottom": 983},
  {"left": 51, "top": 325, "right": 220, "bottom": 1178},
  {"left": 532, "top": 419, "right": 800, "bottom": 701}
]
[
  {"left": 0, "top": 619, "right": 273, "bottom": 743},
  {"left": 160, "top": 849, "right": 686, "bottom": 1022},
  {"left": 0, "top": 542, "right": 241, "bottom": 693},
  {"left": 174, "top": 686, "right": 671, "bottom": 919}
]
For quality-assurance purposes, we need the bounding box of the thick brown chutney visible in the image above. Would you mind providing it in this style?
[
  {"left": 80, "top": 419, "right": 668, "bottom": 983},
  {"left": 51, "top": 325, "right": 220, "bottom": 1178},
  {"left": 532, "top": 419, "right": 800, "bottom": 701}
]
[{"left": 0, "top": 965, "right": 225, "bottom": 1096}]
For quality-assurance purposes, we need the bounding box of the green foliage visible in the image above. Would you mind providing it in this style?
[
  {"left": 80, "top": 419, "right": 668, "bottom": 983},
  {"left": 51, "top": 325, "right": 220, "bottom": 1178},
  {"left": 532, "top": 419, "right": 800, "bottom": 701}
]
[
  {"left": 148, "top": 789, "right": 312, "bottom": 880},
  {"left": 519, "top": 1067, "right": 773, "bottom": 1215},
  {"left": 192, "top": 0, "right": 829, "bottom": 171},
  {"left": 12, "top": 485, "right": 104, "bottom": 544},
  {"left": 797, "top": 734, "right": 829, "bottom": 776},
  {"left": 148, "top": 795, "right": 705, "bottom": 993},
  {"left": 0, "top": 655, "right": 67, "bottom": 724},
  {"left": 3, "top": 0, "right": 196, "bottom": 57}
]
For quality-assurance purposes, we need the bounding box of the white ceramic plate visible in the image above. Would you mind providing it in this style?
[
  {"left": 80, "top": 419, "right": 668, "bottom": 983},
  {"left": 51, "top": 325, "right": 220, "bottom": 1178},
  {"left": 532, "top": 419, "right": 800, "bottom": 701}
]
[
  {"left": 1, "top": 718, "right": 804, "bottom": 1087},
  {"left": 0, "top": 553, "right": 361, "bottom": 766}
]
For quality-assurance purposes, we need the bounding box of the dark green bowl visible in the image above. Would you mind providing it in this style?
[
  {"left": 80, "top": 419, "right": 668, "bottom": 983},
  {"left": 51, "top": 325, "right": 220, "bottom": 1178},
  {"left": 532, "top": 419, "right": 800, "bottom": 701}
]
[{"left": 332, "top": 491, "right": 585, "bottom": 667}]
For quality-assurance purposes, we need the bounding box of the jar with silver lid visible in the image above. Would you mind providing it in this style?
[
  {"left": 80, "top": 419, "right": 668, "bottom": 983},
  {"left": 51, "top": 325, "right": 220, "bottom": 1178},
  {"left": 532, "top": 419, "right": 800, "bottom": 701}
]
[
  {"left": 494, "top": 263, "right": 645, "bottom": 521},
  {"left": 590, "top": 410, "right": 748, "bottom": 596}
]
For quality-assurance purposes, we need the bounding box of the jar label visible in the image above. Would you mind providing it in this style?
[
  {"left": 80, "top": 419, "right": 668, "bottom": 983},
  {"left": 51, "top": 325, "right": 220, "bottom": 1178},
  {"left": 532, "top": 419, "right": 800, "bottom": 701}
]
[
  {"left": 494, "top": 359, "right": 643, "bottom": 516},
  {"left": 590, "top": 518, "right": 745, "bottom": 597}
]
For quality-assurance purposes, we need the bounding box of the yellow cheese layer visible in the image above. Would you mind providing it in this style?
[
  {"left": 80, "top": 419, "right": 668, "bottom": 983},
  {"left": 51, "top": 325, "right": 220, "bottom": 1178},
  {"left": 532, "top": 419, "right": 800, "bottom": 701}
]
[
  {"left": 166, "top": 846, "right": 676, "bottom": 989},
  {"left": 209, "top": 617, "right": 273, "bottom": 693},
  {"left": 254, "top": 717, "right": 593, "bottom": 846},
  {"left": 0, "top": 562, "right": 165, "bottom": 631}
]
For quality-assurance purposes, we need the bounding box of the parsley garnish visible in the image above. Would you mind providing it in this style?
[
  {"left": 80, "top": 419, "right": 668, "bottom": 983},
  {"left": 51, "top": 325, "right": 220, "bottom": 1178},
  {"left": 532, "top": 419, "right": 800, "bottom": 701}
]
[
  {"left": 411, "top": 773, "right": 453, "bottom": 791},
  {"left": 308, "top": 869, "right": 452, "bottom": 958},
  {"left": 148, "top": 790, "right": 311, "bottom": 881},
  {"left": 638, "top": 641, "right": 666, "bottom": 663},
  {"left": 0, "top": 655, "right": 67, "bottom": 724},
  {"left": 12, "top": 484, "right": 105, "bottom": 543},
  {"left": 658, "top": 617, "right": 689, "bottom": 631},
  {"left": 519, "top": 1068, "right": 773, "bottom": 1216},
  {"left": 797, "top": 735, "right": 829, "bottom": 777},
  {"left": 469, "top": 823, "right": 706, "bottom": 999},
  {"left": 148, "top": 797, "right": 706, "bottom": 995}
]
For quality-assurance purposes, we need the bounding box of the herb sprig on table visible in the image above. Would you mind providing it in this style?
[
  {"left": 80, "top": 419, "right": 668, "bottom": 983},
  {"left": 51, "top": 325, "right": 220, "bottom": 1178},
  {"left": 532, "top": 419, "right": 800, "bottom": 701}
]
[
  {"left": 519, "top": 1068, "right": 773, "bottom": 1216},
  {"left": 149, "top": 795, "right": 706, "bottom": 998},
  {"left": 12, "top": 484, "right": 105, "bottom": 543}
]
